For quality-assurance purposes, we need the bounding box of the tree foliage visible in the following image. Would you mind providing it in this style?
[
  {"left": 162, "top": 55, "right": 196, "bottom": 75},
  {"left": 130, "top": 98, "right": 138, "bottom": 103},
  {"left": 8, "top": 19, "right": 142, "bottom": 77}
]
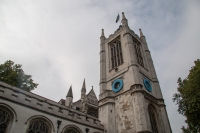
[
  {"left": 173, "top": 59, "right": 200, "bottom": 133},
  {"left": 0, "top": 60, "right": 38, "bottom": 92}
]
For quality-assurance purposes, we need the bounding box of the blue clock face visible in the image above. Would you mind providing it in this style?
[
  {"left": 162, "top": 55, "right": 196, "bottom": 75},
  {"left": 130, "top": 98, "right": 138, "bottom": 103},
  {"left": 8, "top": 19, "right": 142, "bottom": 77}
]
[
  {"left": 112, "top": 79, "right": 123, "bottom": 92},
  {"left": 143, "top": 78, "right": 152, "bottom": 92}
]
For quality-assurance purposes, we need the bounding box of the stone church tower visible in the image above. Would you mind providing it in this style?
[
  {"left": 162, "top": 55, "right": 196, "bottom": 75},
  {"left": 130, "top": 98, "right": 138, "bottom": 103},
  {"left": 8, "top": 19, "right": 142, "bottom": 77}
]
[{"left": 99, "top": 12, "right": 172, "bottom": 133}]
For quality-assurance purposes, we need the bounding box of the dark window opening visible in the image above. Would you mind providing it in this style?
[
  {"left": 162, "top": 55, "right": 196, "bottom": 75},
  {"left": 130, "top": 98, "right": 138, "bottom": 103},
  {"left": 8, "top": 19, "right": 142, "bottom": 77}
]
[{"left": 76, "top": 107, "right": 80, "bottom": 111}]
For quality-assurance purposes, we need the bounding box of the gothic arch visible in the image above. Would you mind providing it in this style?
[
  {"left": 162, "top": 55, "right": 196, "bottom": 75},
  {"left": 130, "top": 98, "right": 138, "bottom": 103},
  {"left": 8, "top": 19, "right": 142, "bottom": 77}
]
[
  {"left": 25, "top": 115, "right": 55, "bottom": 133},
  {"left": 62, "top": 125, "right": 82, "bottom": 133},
  {"left": 0, "top": 103, "right": 17, "bottom": 133},
  {"left": 148, "top": 104, "right": 158, "bottom": 133},
  {"left": 148, "top": 103, "right": 158, "bottom": 114}
]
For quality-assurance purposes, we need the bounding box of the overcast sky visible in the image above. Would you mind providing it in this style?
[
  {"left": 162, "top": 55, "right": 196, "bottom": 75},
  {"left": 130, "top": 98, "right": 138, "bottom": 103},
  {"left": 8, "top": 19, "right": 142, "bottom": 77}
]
[{"left": 0, "top": 0, "right": 199, "bottom": 132}]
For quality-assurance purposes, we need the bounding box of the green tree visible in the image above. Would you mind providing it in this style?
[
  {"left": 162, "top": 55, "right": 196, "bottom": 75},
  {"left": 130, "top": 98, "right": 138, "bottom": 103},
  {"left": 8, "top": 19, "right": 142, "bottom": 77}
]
[
  {"left": 0, "top": 60, "right": 38, "bottom": 92},
  {"left": 173, "top": 59, "right": 200, "bottom": 133}
]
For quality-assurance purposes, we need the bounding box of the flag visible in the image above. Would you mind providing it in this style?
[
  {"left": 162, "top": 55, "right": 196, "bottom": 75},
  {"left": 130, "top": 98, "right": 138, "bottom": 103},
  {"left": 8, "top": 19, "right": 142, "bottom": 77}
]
[{"left": 116, "top": 13, "right": 120, "bottom": 23}]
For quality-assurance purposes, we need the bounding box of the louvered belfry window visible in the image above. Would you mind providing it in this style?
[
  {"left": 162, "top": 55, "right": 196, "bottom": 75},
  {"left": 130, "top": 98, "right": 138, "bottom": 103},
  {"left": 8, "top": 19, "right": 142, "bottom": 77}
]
[
  {"left": 134, "top": 41, "right": 144, "bottom": 67},
  {"left": 148, "top": 106, "right": 158, "bottom": 133},
  {"left": 110, "top": 38, "right": 123, "bottom": 69}
]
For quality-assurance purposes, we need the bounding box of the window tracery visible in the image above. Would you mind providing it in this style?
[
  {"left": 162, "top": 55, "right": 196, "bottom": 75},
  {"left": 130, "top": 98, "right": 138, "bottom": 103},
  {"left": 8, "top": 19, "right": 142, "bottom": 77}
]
[
  {"left": 110, "top": 38, "right": 123, "bottom": 69},
  {"left": 27, "top": 119, "right": 50, "bottom": 133}
]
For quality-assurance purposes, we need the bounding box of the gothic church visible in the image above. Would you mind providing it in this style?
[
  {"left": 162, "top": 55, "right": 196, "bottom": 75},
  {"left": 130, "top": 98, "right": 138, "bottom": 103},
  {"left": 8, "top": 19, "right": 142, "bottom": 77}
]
[{"left": 0, "top": 12, "right": 172, "bottom": 133}]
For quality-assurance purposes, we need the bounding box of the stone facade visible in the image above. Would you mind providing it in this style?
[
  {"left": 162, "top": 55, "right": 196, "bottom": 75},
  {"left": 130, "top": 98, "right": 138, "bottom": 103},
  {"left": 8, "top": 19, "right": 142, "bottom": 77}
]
[
  {"left": 99, "top": 12, "right": 172, "bottom": 133},
  {"left": 0, "top": 81, "right": 103, "bottom": 133}
]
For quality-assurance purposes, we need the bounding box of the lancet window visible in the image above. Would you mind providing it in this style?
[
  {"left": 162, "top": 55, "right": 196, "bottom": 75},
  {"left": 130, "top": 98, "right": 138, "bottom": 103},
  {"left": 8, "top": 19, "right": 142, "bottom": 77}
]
[
  {"left": 134, "top": 40, "right": 144, "bottom": 67},
  {"left": 27, "top": 119, "right": 51, "bottom": 133},
  {"left": 0, "top": 108, "right": 11, "bottom": 133},
  {"left": 148, "top": 106, "right": 158, "bottom": 133},
  {"left": 110, "top": 38, "right": 123, "bottom": 69}
]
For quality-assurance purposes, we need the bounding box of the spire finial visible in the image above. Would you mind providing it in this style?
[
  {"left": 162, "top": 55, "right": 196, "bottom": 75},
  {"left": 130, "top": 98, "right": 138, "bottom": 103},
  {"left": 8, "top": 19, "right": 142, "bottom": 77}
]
[
  {"left": 122, "top": 12, "right": 126, "bottom": 19},
  {"left": 81, "top": 79, "right": 86, "bottom": 99},
  {"left": 82, "top": 79, "right": 86, "bottom": 90},
  {"left": 101, "top": 29, "right": 104, "bottom": 37},
  {"left": 121, "top": 12, "right": 128, "bottom": 26},
  {"left": 66, "top": 85, "right": 73, "bottom": 98},
  {"left": 139, "top": 28, "right": 144, "bottom": 37}
]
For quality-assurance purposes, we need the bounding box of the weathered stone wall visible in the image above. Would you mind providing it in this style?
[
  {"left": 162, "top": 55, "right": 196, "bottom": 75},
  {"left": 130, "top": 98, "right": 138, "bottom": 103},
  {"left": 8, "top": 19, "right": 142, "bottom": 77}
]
[{"left": 115, "top": 91, "right": 136, "bottom": 133}]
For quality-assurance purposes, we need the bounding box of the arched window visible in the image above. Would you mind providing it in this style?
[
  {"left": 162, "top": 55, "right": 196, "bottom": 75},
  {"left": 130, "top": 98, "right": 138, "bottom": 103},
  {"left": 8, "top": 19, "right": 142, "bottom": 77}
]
[
  {"left": 148, "top": 106, "right": 158, "bottom": 133},
  {"left": 0, "top": 104, "right": 16, "bottom": 133},
  {"left": 110, "top": 38, "right": 123, "bottom": 69},
  {"left": 26, "top": 119, "right": 51, "bottom": 133},
  {"left": 63, "top": 125, "right": 82, "bottom": 133},
  {"left": 64, "top": 128, "right": 80, "bottom": 133},
  {"left": 0, "top": 108, "right": 11, "bottom": 133}
]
